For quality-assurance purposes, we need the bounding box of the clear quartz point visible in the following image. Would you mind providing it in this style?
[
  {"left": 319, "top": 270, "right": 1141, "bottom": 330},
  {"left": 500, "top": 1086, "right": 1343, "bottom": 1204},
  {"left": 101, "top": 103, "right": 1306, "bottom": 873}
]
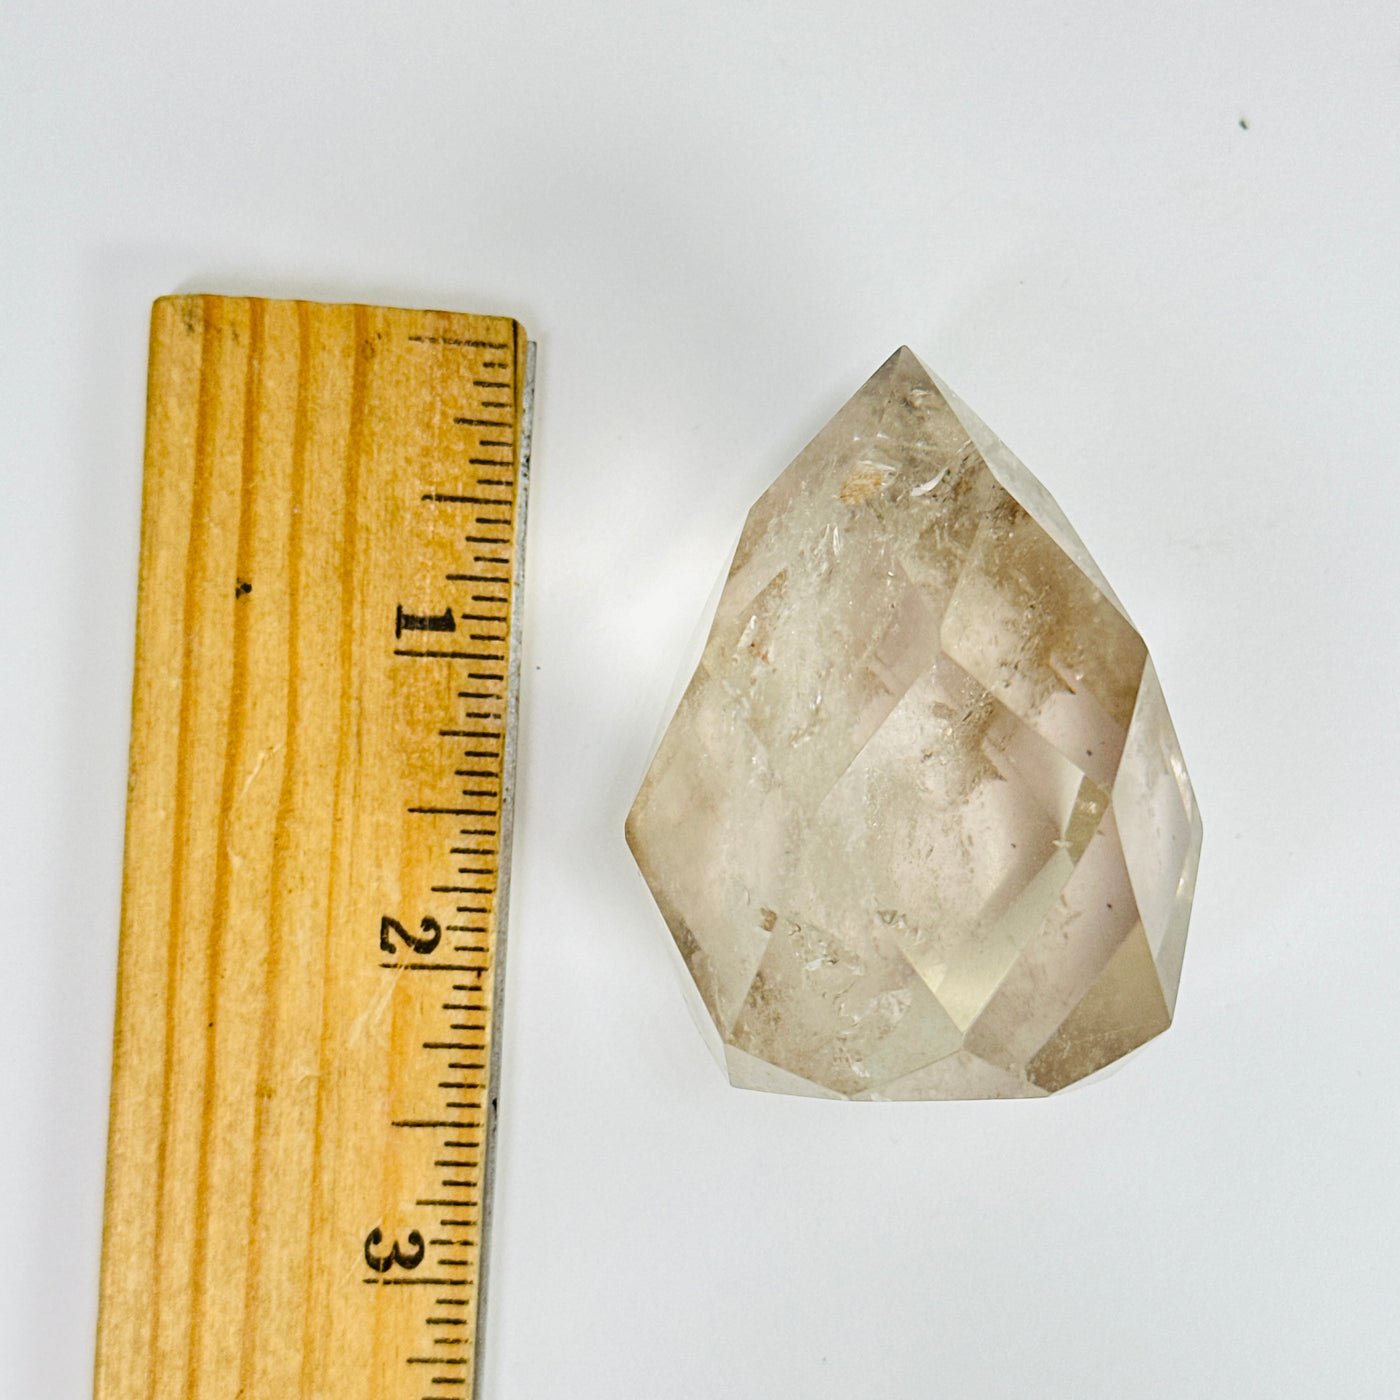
[{"left": 627, "top": 349, "right": 1201, "bottom": 1099}]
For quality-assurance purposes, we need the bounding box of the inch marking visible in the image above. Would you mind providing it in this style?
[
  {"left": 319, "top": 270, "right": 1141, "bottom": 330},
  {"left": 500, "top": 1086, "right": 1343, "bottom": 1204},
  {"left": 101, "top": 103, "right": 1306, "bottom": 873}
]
[
  {"left": 392, "top": 331, "right": 521, "bottom": 1400},
  {"left": 378, "top": 963, "right": 485, "bottom": 973},
  {"left": 409, "top": 335, "right": 506, "bottom": 349},
  {"left": 394, "top": 649, "right": 501, "bottom": 661}
]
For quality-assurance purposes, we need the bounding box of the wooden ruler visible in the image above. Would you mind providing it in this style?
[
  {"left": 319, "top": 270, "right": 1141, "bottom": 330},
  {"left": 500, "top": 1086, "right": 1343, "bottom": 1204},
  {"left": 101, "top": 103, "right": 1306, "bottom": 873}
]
[{"left": 94, "top": 296, "right": 533, "bottom": 1400}]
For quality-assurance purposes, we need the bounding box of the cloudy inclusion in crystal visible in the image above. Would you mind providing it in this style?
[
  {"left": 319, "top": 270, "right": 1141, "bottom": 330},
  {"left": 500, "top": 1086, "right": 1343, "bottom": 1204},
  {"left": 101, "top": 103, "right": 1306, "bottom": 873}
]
[{"left": 627, "top": 349, "right": 1201, "bottom": 1099}]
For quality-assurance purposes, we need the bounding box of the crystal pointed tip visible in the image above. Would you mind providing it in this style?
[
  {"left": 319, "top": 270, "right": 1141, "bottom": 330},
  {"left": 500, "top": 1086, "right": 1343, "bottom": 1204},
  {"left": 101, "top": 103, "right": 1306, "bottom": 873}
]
[{"left": 885, "top": 344, "right": 930, "bottom": 376}]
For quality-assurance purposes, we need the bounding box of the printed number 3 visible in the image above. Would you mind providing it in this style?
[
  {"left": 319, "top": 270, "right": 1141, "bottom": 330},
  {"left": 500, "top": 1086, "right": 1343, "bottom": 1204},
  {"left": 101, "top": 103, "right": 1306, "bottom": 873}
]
[{"left": 364, "top": 1228, "right": 425, "bottom": 1272}]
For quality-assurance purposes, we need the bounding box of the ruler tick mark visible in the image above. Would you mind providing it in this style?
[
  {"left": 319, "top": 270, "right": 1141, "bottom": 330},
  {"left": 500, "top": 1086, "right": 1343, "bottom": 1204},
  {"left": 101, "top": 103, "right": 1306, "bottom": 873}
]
[
  {"left": 410, "top": 335, "right": 507, "bottom": 349},
  {"left": 378, "top": 962, "right": 484, "bottom": 972},
  {"left": 395, "top": 648, "right": 502, "bottom": 661}
]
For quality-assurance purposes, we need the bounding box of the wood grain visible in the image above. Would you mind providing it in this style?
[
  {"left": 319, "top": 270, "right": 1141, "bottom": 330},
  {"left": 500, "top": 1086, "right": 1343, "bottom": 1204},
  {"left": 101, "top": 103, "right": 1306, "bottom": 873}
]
[{"left": 95, "top": 296, "right": 530, "bottom": 1400}]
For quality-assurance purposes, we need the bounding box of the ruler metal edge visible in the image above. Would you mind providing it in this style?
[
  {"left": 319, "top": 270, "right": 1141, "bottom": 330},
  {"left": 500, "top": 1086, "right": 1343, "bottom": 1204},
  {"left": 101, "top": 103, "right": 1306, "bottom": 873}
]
[{"left": 474, "top": 338, "right": 534, "bottom": 1397}]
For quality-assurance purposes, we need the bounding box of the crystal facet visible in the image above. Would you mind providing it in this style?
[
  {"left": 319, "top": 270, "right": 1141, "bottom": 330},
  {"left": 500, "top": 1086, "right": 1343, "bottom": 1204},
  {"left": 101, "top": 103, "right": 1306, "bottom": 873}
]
[{"left": 627, "top": 349, "right": 1201, "bottom": 1099}]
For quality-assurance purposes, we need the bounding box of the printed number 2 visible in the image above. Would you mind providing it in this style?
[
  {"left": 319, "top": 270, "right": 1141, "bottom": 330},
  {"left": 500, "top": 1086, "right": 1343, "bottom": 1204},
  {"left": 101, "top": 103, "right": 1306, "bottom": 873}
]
[
  {"left": 380, "top": 915, "right": 442, "bottom": 956},
  {"left": 364, "top": 1228, "right": 425, "bottom": 1272}
]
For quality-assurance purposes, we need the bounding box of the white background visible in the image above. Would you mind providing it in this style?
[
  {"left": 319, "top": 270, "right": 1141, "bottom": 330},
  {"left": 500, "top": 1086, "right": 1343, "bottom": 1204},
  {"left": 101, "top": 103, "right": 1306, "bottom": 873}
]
[{"left": 4, "top": 3, "right": 1399, "bottom": 1396}]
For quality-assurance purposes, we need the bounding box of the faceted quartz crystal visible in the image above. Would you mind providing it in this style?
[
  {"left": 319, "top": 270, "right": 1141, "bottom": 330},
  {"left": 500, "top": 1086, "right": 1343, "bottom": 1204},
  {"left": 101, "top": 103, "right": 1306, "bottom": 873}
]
[{"left": 627, "top": 349, "right": 1201, "bottom": 1099}]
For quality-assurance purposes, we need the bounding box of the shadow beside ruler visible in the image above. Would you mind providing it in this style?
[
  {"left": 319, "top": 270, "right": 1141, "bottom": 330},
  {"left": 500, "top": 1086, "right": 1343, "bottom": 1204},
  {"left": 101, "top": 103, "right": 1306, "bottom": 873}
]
[{"left": 95, "top": 296, "right": 533, "bottom": 1400}]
